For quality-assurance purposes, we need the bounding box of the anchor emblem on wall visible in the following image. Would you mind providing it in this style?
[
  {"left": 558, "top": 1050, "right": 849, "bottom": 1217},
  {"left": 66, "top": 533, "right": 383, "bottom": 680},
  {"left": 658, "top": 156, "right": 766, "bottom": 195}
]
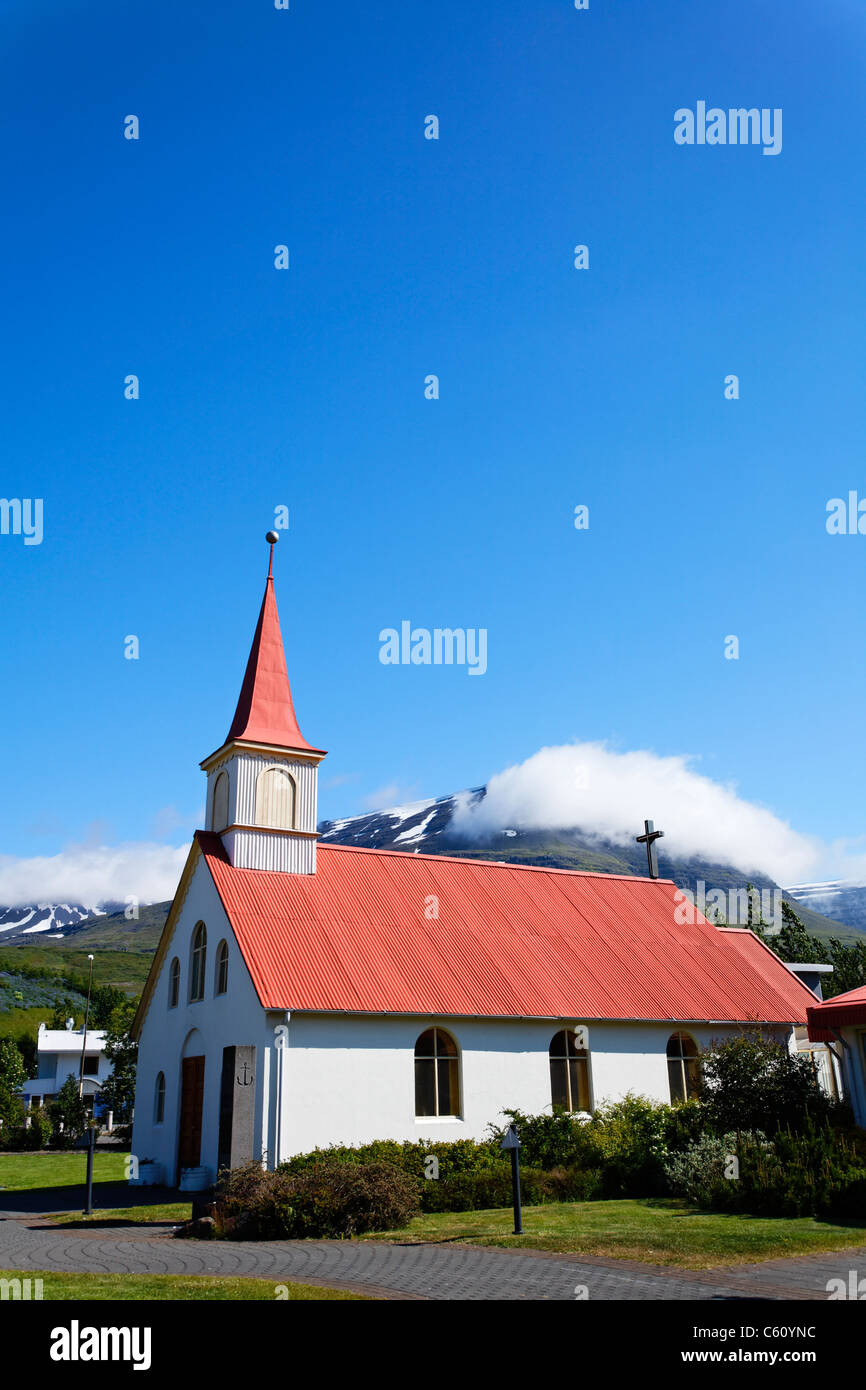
[{"left": 236, "top": 1062, "right": 254, "bottom": 1087}]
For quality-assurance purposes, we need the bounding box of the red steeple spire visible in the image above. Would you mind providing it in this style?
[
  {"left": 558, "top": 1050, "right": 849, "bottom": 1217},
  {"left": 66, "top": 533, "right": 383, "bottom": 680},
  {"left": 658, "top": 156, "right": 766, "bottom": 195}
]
[{"left": 224, "top": 535, "right": 321, "bottom": 753}]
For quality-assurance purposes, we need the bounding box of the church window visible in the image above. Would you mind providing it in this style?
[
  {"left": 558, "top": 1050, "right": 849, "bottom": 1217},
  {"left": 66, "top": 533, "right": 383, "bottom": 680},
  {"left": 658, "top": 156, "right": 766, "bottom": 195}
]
[
  {"left": 189, "top": 923, "right": 207, "bottom": 1003},
  {"left": 155, "top": 1072, "right": 165, "bottom": 1124},
  {"left": 255, "top": 766, "right": 296, "bottom": 829},
  {"left": 212, "top": 771, "right": 229, "bottom": 832},
  {"left": 666, "top": 1032, "right": 700, "bottom": 1104},
  {"left": 215, "top": 939, "right": 229, "bottom": 995},
  {"left": 168, "top": 958, "right": 180, "bottom": 1009},
  {"left": 549, "top": 1030, "right": 591, "bottom": 1112},
  {"left": 414, "top": 1028, "right": 460, "bottom": 1118}
]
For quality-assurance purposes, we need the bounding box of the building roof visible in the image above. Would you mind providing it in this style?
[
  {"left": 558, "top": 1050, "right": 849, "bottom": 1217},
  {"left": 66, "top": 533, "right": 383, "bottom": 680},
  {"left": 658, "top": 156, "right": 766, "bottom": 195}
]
[
  {"left": 195, "top": 832, "right": 815, "bottom": 1024},
  {"left": 208, "top": 549, "right": 324, "bottom": 759},
  {"left": 807, "top": 983, "right": 866, "bottom": 1041},
  {"left": 36, "top": 1027, "right": 107, "bottom": 1053}
]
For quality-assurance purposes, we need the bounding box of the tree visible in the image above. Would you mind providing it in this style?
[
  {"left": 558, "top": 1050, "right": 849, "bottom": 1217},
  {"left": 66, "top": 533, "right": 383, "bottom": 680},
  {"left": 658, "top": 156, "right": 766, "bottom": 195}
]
[
  {"left": 50, "top": 998, "right": 79, "bottom": 1030},
  {"left": 88, "top": 985, "right": 127, "bottom": 1029},
  {"left": 699, "top": 1031, "right": 833, "bottom": 1135},
  {"left": 98, "top": 998, "right": 138, "bottom": 1125},
  {"left": 0, "top": 1038, "right": 27, "bottom": 1129},
  {"left": 48, "top": 1076, "right": 89, "bottom": 1146}
]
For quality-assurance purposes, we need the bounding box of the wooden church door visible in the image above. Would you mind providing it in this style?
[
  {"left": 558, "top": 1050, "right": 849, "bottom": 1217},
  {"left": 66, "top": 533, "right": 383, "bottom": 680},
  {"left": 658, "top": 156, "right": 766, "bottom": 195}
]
[{"left": 178, "top": 1055, "right": 205, "bottom": 1175}]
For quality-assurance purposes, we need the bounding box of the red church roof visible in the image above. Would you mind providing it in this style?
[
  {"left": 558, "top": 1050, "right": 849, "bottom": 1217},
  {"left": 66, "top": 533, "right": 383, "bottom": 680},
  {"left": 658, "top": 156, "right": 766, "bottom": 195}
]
[
  {"left": 807, "top": 983, "right": 866, "bottom": 1041},
  {"left": 196, "top": 832, "right": 814, "bottom": 1024},
  {"left": 219, "top": 550, "right": 323, "bottom": 754}
]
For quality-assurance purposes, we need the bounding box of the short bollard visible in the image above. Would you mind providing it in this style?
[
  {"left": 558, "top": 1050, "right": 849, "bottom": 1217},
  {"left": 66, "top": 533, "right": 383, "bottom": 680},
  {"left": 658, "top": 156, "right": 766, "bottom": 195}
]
[{"left": 500, "top": 1123, "right": 523, "bottom": 1235}]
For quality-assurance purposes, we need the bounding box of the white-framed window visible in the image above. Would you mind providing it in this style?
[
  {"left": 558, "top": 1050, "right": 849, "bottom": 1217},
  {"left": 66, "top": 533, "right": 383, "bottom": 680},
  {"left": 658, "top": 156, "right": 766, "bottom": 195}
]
[
  {"left": 549, "top": 1029, "right": 591, "bottom": 1112},
  {"left": 154, "top": 1072, "right": 165, "bottom": 1124},
  {"left": 212, "top": 770, "right": 229, "bottom": 831},
  {"left": 168, "top": 957, "right": 180, "bottom": 1009},
  {"left": 189, "top": 923, "right": 207, "bottom": 1003},
  {"left": 414, "top": 1027, "right": 461, "bottom": 1118},
  {"left": 215, "top": 939, "right": 229, "bottom": 996},
  {"left": 666, "top": 1031, "right": 700, "bottom": 1103},
  {"left": 255, "top": 766, "right": 296, "bottom": 829}
]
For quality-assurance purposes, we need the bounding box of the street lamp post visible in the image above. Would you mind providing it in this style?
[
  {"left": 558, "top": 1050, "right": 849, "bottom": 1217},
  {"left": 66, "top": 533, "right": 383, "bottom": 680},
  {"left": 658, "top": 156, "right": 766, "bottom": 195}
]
[{"left": 78, "top": 954, "right": 95, "bottom": 1102}]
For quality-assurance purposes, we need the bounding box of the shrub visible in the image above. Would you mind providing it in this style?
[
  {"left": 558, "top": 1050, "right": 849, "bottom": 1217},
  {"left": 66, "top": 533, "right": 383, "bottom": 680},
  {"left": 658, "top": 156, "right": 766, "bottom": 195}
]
[
  {"left": 665, "top": 1121, "right": 866, "bottom": 1219},
  {"left": 487, "top": 1109, "right": 589, "bottom": 1171},
  {"left": 699, "top": 1032, "right": 834, "bottom": 1136},
  {"left": 419, "top": 1162, "right": 604, "bottom": 1213},
  {"left": 281, "top": 1138, "right": 501, "bottom": 1187},
  {"left": 215, "top": 1159, "right": 420, "bottom": 1240},
  {"left": 664, "top": 1131, "right": 768, "bottom": 1207},
  {"left": 9, "top": 1107, "right": 54, "bottom": 1151},
  {"left": 48, "top": 1077, "right": 89, "bottom": 1148}
]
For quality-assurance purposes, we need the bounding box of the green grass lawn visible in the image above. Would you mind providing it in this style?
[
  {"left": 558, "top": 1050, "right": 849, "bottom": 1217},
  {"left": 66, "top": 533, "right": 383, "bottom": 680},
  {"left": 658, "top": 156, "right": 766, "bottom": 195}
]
[
  {"left": 50, "top": 1202, "right": 192, "bottom": 1226},
  {"left": 0, "top": 1270, "right": 368, "bottom": 1300},
  {"left": 367, "top": 1198, "right": 866, "bottom": 1269},
  {"left": 0, "top": 1150, "right": 129, "bottom": 1190}
]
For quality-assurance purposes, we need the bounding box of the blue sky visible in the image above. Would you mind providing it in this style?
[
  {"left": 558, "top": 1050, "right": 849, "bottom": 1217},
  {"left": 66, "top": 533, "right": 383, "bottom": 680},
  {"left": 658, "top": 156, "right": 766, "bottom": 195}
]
[{"left": 1, "top": 0, "right": 865, "bottom": 899}]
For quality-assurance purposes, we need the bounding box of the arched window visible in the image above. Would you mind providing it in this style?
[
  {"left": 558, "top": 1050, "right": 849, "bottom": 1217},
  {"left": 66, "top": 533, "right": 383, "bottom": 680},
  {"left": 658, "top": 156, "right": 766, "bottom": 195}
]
[
  {"left": 549, "top": 1029, "right": 591, "bottom": 1113},
  {"left": 212, "top": 771, "right": 229, "bottom": 832},
  {"left": 667, "top": 1032, "right": 700, "bottom": 1104},
  {"left": 154, "top": 1072, "right": 165, "bottom": 1124},
  {"left": 414, "top": 1028, "right": 460, "bottom": 1118},
  {"left": 255, "top": 766, "right": 296, "bottom": 829},
  {"left": 215, "top": 939, "right": 229, "bottom": 996},
  {"left": 168, "top": 957, "right": 180, "bottom": 1009},
  {"left": 189, "top": 923, "right": 207, "bottom": 1002}
]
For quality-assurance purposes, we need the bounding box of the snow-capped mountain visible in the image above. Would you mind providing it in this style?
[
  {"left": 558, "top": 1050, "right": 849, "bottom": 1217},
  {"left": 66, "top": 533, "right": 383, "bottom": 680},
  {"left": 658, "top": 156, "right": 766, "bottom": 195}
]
[
  {"left": 320, "top": 789, "right": 866, "bottom": 942},
  {"left": 0, "top": 902, "right": 112, "bottom": 943},
  {"left": 785, "top": 881, "right": 866, "bottom": 935},
  {"left": 320, "top": 789, "right": 483, "bottom": 852}
]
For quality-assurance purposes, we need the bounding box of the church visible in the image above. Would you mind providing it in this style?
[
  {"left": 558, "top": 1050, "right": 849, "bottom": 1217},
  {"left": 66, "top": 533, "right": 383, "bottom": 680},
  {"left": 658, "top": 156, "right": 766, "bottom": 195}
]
[{"left": 130, "top": 538, "right": 817, "bottom": 1186}]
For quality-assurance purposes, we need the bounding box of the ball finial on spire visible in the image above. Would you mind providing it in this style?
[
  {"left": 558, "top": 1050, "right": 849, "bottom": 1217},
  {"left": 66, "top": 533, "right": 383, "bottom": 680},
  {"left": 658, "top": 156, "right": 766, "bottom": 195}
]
[{"left": 265, "top": 530, "right": 279, "bottom": 578}]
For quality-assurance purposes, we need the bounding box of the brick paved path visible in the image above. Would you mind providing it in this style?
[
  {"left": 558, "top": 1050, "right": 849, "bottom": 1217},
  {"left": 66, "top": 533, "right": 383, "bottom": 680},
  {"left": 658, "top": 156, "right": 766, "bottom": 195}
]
[{"left": 1, "top": 1213, "right": 863, "bottom": 1300}]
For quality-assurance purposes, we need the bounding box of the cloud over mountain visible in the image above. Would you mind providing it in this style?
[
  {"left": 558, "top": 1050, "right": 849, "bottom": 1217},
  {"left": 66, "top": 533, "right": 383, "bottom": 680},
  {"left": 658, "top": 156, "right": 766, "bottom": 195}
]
[
  {"left": 451, "top": 741, "right": 821, "bottom": 885},
  {"left": 0, "top": 841, "right": 190, "bottom": 909}
]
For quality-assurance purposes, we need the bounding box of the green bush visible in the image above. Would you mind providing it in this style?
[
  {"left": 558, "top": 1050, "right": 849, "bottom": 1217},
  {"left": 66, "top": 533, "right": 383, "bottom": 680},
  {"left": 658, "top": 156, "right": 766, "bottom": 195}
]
[
  {"left": 419, "top": 1162, "right": 603, "bottom": 1213},
  {"left": 8, "top": 1107, "right": 55, "bottom": 1151},
  {"left": 487, "top": 1109, "right": 590, "bottom": 1170},
  {"left": 665, "top": 1121, "right": 866, "bottom": 1219},
  {"left": 699, "top": 1032, "right": 835, "bottom": 1137},
  {"left": 281, "top": 1137, "right": 501, "bottom": 1187},
  {"left": 664, "top": 1131, "right": 769, "bottom": 1207},
  {"left": 215, "top": 1159, "right": 420, "bottom": 1240}
]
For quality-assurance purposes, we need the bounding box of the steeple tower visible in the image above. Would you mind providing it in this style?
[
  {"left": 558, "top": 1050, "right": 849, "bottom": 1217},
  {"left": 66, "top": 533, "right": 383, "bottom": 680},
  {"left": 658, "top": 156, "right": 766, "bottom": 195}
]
[{"left": 200, "top": 533, "right": 326, "bottom": 873}]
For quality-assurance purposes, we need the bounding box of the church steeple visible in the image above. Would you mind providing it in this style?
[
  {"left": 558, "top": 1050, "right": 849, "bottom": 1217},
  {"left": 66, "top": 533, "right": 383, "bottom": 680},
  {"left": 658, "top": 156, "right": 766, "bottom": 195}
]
[
  {"left": 225, "top": 535, "right": 319, "bottom": 753},
  {"left": 200, "top": 534, "right": 326, "bottom": 874}
]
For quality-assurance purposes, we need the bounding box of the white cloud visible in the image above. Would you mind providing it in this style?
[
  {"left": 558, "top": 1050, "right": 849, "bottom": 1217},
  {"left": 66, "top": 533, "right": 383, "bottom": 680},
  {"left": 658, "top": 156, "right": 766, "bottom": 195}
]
[
  {"left": 0, "top": 841, "right": 190, "bottom": 908},
  {"left": 451, "top": 741, "right": 822, "bottom": 885}
]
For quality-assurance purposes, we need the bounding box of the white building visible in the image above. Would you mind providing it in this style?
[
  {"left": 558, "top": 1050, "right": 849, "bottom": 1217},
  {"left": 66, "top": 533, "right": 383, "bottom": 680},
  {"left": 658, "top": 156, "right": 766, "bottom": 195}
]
[
  {"left": 22, "top": 1021, "right": 110, "bottom": 1113},
  {"left": 807, "top": 984, "right": 866, "bottom": 1126},
  {"left": 131, "top": 540, "right": 820, "bottom": 1187}
]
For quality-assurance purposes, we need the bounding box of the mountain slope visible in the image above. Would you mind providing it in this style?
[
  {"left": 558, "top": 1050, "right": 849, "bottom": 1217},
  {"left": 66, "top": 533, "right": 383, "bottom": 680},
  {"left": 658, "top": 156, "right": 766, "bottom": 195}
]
[{"left": 321, "top": 789, "right": 865, "bottom": 945}]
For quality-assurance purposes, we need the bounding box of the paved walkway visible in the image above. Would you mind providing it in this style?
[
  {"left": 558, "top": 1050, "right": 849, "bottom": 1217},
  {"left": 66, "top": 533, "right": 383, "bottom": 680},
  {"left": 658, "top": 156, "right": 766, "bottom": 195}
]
[{"left": 1, "top": 1211, "right": 863, "bottom": 1300}]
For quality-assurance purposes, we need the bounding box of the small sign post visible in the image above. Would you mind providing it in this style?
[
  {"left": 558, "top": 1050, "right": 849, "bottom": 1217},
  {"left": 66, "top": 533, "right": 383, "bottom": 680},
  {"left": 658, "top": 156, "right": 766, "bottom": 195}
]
[
  {"left": 76, "top": 1126, "right": 97, "bottom": 1216},
  {"left": 500, "top": 1123, "right": 523, "bottom": 1235}
]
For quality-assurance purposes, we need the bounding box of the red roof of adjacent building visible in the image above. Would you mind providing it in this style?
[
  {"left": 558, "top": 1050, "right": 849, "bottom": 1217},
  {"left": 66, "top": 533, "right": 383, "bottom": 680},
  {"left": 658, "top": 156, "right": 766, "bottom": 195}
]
[
  {"left": 195, "top": 832, "right": 814, "bottom": 1023},
  {"left": 807, "top": 983, "right": 866, "bottom": 1041},
  {"left": 215, "top": 550, "right": 324, "bottom": 756}
]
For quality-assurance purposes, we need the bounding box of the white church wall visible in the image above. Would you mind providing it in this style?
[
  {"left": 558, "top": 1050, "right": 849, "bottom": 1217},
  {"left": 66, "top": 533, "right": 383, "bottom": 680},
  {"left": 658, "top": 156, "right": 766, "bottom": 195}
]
[
  {"left": 131, "top": 858, "right": 267, "bottom": 1184},
  {"left": 269, "top": 1014, "right": 793, "bottom": 1160}
]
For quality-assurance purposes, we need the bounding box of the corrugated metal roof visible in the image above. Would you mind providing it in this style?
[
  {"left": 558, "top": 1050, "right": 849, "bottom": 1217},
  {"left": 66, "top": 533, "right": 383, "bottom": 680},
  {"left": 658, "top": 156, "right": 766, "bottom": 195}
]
[
  {"left": 807, "top": 983, "right": 866, "bottom": 1040},
  {"left": 196, "top": 832, "right": 814, "bottom": 1025}
]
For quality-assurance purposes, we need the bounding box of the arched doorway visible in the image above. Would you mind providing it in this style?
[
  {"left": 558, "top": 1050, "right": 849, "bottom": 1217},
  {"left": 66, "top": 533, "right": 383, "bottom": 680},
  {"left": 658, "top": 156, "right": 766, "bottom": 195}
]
[{"left": 178, "top": 1029, "right": 205, "bottom": 1180}]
